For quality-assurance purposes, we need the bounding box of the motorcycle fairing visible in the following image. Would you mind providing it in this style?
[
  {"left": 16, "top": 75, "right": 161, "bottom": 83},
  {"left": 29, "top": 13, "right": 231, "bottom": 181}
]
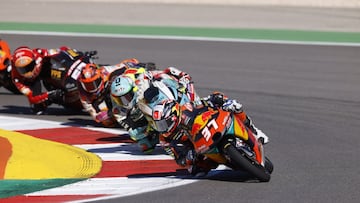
[
  {"left": 191, "top": 109, "right": 231, "bottom": 154},
  {"left": 227, "top": 113, "right": 249, "bottom": 141},
  {"left": 222, "top": 113, "right": 264, "bottom": 165}
]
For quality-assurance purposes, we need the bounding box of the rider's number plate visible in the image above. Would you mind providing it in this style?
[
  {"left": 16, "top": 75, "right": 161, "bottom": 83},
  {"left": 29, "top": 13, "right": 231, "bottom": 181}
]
[{"left": 202, "top": 119, "right": 218, "bottom": 141}]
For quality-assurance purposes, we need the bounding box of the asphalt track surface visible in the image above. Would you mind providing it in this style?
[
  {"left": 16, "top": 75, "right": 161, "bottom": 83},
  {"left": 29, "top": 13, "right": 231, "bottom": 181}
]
[{"left": 1, "top": 32, "right": 360, "bottom": 202}]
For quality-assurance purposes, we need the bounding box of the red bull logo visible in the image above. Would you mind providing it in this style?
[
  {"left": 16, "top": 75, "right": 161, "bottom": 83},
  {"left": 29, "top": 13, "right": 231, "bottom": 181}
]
[
  {"left": 191, "top": 109, "right": 217, "bottom": 135},
  {"left": 201, "top": 110, "right": 215, "bottom": 121}
]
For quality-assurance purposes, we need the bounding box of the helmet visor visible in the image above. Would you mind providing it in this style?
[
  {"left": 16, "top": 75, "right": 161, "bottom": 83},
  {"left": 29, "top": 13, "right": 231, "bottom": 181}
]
[
  {"left": 16, "top": 60, "right": 35, "bottom": 76},
  {"left": 153, "top": 116, "right": 175, "bottom": 133},
  {"left": 112, "top": 89, "right": 134, "bottom": 108},
  {"left": 81, "top": 76, "right": 102, "bottom": 93}
]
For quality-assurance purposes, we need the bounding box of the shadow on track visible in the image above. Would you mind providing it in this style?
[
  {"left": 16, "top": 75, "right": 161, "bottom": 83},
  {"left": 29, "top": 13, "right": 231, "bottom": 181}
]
[
  {"left": 0, "top": 105, "right": 87, "bottom": 116},
  {"left": 126, "top": 167, "right": 262, "bottom": 182},
  {"left": 127, "top": 169, "right": 189, "bottom": 178},
  {"left": 206, "top": 169, "right": 265, "bottom": 183},
  {"left": 86, "top": 143, "right": 165, "bottom": 156}
]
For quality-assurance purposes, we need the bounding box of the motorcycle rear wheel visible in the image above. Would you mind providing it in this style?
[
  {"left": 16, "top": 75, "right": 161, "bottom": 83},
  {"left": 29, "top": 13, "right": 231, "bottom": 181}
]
[{"left": 224, "top": 144, "right": 271, "bottom": 182}]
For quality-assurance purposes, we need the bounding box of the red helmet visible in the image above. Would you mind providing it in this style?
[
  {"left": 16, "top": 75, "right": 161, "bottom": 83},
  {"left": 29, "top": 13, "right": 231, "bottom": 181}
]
[
  {"left": 152, "top": 99, "right": 181, "bottom": 137},
  {"left": 0, "top": 40, "right": 11, "bottom": 71},
  {"left": 79, "top": 63, "right": 104, "bottom": 93},
  {"left": 12, "top": 46, "right": 41, "bottom": 79}
]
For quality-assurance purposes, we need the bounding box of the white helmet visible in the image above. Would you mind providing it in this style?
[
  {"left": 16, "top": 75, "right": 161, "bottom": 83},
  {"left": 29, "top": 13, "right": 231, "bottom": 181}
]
[{"left": 110, "top": 75, "right": 137, "bottom": 109}]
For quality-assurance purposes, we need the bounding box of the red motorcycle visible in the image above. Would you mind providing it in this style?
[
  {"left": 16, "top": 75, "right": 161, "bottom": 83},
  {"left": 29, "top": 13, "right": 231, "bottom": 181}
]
[
  {"left": 0, "top": 39, "right": 20, "bottom": 94},
  {"left": 181, "top": 103, "right": 273, "bottom": 182}
]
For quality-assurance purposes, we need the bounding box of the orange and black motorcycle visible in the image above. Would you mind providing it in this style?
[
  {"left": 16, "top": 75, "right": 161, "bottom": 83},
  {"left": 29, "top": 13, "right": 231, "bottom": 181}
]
[
  {"left": 179, "top": 101, "right": 273, "bottom": 182},
  {"left": 0, "top": 39, "right": 20, "bottom": 94},
  {"left": 42, "top": 49, "right": 98, "bottom": 110}
]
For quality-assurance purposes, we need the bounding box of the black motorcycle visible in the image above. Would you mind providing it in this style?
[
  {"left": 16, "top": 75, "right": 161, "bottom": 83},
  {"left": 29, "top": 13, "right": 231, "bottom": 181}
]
[{"left": 41, "top": 49, "right": 98, "bottom": 110}]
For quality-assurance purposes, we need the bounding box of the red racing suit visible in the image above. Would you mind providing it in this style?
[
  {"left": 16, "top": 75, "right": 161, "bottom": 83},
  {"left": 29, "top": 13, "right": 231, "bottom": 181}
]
[{"left": 11, "top": 46, "right": 70, "bottom": 113}]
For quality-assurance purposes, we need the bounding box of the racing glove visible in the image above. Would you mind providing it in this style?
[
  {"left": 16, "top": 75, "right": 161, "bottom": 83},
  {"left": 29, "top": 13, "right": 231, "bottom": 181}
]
[
  {"left": 95, "top": 110, "right": 117, "bottom": 127},
  {"left": 222, "top": 99, "right": 243, "bottom": 113},
  {"left": 47, "top": 89, "right": 65, "bottom": 105},
  {"left": 207, "top": 92, "right": 225, "bottom": 107}
]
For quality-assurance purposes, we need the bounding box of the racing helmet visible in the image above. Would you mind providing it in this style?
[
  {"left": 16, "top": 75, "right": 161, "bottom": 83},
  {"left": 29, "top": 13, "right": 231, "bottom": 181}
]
[
  {"left": 0, "top": 40, "right": 11, "bottom": 71},
  {"left": 12, "top": 46, "right": 40, "bottom": 79},
  {"left": 79, "top": 63, "right": 104, "bottom": 93},
  {"left": 110, "top": 75, "right": 137, "bottom": 109},
  {"left": 152, "top": 99, "right": 181, "bottom": 136}
]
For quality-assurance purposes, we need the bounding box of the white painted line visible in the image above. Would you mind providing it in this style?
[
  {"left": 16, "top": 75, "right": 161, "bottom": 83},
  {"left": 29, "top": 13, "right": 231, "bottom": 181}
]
[
  {"left": 75, "top": 143, "right": 174, "bottom": 161},
  {"left": 83, "top": 126, "right": 128, "bottom": 135},
  {"left": 27, "top": 177, "right": 197, "bottom": 196},
  {"left": 0, "top": 115, "right": 67, "bottom": 130},
  {"left": 1, "top": 30, "right": 360, "bottom": 47}
]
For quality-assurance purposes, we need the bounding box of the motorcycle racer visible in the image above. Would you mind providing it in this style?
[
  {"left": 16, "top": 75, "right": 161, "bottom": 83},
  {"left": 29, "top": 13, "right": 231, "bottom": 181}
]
[
  {"left": 11, "top": 46, "right": 81, "bottom": 114},
  {"left": 78, "top": 58, "right": 156, "bottom": 127},
  {"left": 110, "top": 66, "right": 198, "bottom": 153},
  {"left": 151, "top": 92, "right": 269, "bottom": 176},
  {"left": 0, "top": 39, "right": 20, "bottom": 94}
]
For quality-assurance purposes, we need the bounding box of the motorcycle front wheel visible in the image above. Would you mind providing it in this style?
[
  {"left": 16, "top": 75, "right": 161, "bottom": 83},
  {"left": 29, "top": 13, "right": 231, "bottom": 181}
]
[
  {"left": 265, "top": 157, "right": 274, "bottom": 174},
  {"left": 224, "top": 144, "right": 271, "bottom": 182}
]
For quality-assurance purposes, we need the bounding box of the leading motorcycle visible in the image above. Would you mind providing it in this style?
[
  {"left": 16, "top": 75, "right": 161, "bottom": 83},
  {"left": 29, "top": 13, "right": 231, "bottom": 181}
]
[{"left": 180, "top": 101, "right": 273, "bottom": 182}]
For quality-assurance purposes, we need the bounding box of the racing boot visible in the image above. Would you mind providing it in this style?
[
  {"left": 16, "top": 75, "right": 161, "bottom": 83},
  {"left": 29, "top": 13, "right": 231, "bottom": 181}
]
[
  {"left": 252, "top": 126, "right": 269, "bottom": 145},
  {"left": 137, "top": 136, "right": 158, "bottom": 154},
  {"left": 129, "top": 126, "right": 151, "bottom": 152},
  {"left": 187, "top": 152, "right": 219, "bottom": 177},
  {"left": 134, "top": 128, "right": 159, "bottom": 154},
  {"left": 223, "top": 99, "right": 269, "bottom": 144},
  {"left": 31, "top": 102, "right": 48, "bottom": 115},
  {"left": 244, "top": 116, "right": 269, "bottom": 144}
]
